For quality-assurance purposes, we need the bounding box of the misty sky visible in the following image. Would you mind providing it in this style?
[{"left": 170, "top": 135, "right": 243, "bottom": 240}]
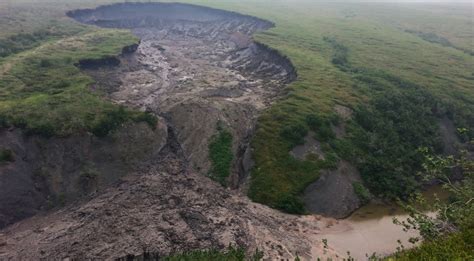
[{"left": 308, "top": 0, "right": 473, "bottom": 3}]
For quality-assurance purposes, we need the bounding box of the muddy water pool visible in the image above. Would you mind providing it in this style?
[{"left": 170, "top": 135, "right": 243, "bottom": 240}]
[{"left": 316, "top": 186, "right": 449, "bottom": 260}]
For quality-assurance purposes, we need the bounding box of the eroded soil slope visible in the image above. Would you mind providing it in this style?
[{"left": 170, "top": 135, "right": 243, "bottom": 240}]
[
  {"left": 68, "top": 2, "right": 296, "bottom": 185},
  {"left": 0, "top": 161, "right": 338, "bottom": 260},
  {"left": 0, "top": 121, "right": 167, "bottom": 228}
]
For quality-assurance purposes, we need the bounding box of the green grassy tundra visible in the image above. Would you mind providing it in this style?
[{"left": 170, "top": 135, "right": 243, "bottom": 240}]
[{"left": 0, "top": 0, "right": 472, "bottom": 259}]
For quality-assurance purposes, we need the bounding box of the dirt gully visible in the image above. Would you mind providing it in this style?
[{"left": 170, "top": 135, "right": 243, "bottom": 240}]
[{"left": 69, "top": 2, "right": 296, "bottom": 187}]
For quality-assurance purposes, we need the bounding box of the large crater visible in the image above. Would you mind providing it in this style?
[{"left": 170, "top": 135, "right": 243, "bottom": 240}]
[
  {"left": 67, "top": 2, "right": 274, "bottom": 30},
  {"left": 68, "top": 2, "right": 296, "bottom": 186}
]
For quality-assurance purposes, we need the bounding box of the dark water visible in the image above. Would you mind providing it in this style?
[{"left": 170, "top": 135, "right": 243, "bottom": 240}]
[{"left": 350, "top": 185, "right": 449, "bottom": 221}]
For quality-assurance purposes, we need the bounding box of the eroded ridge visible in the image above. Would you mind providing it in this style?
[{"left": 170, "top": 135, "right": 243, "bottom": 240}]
[{"left": 68, "top": 2, "right": 296, "bottom": 185}]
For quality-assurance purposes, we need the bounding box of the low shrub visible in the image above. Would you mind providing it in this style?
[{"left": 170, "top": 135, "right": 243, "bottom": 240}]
[
  {"left": 132, "top": 111, "right": 158, "bottom": 130},
  {"left": 275, "top": 194, "right": 306, "bottom": 214},
  {"left": 163, "top": 247, "right": 261, "bottom": 261},
  {"left": 391, "top": 229, "right": 474, "bottom": 261},
  {"left": 91, "top": 106, "right": 128, "bottom": 137},
  {"left": 324, "top": 36, "right": 349, "bottom": 69},
  {"left": 280, "top": 123, "right": 308, "bottom": 147},
  {"left": 0, "top": 31, "right": 52, "bottom": 57},
  {"left": 305, "top": 114, "right": 335, "bottom": 142},
  {"left": 352, "top": 181, "right": 371, "bottom": 204},
  {"left": 0, "top": 148, "right": 14, "bottom": 163},
  {"left": 208, "top": 126, "right": 233, "bottom": 186}
]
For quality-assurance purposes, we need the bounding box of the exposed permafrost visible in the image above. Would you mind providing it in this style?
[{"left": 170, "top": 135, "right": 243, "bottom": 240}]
[{"left": 68, "top": 2, "right": 296, "bottom": 186}]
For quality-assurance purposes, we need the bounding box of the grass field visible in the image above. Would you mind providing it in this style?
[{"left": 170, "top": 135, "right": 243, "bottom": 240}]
[{"left": 1, "top": 0, "right": 472, "bottom": 210}]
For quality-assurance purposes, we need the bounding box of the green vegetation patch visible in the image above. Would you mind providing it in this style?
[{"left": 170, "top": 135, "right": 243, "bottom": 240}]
[
  {"left": 163, "top": 247, "right": 263, "bottom": 261},
  {"left": 389, "top": 150, "right": 474, "bottom": 260},
  {"left": 352, "top": 181, "right": 371, "bottom": 204},
  {"left": 208, "top": 125, "right": 234, "bottom": 186},
  {"left": 0, "top": 31, "right": 52, "bottom": 58},
  {"left": 324, "top": 36, "right": 349, "bottom": 70},
  {"left": 343, "top": 72, "right": 443, "bottom": 199},
  {"left": 0, "top": 28, "right": 156, "bottom": 137},
  {"left": 390, "top": 229, "right": 474, "bottom": 261},
  {"left": 404, "top": 29, "right": 473, "bottom": 56},
  {"left": 305, "top": 114, "right": 337, "bottom": 142},
  {"left": 249, "top": 112, "right": 337, "bottom": 213},
  {"left": 0, "top": 148, "right": 14, "bottom": 163},
  {"left": 280, "top": 123, "right": 308, "bottom": 148},
  {"left": 405, "top": 30, "right": 453, "bottom": 48}
]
